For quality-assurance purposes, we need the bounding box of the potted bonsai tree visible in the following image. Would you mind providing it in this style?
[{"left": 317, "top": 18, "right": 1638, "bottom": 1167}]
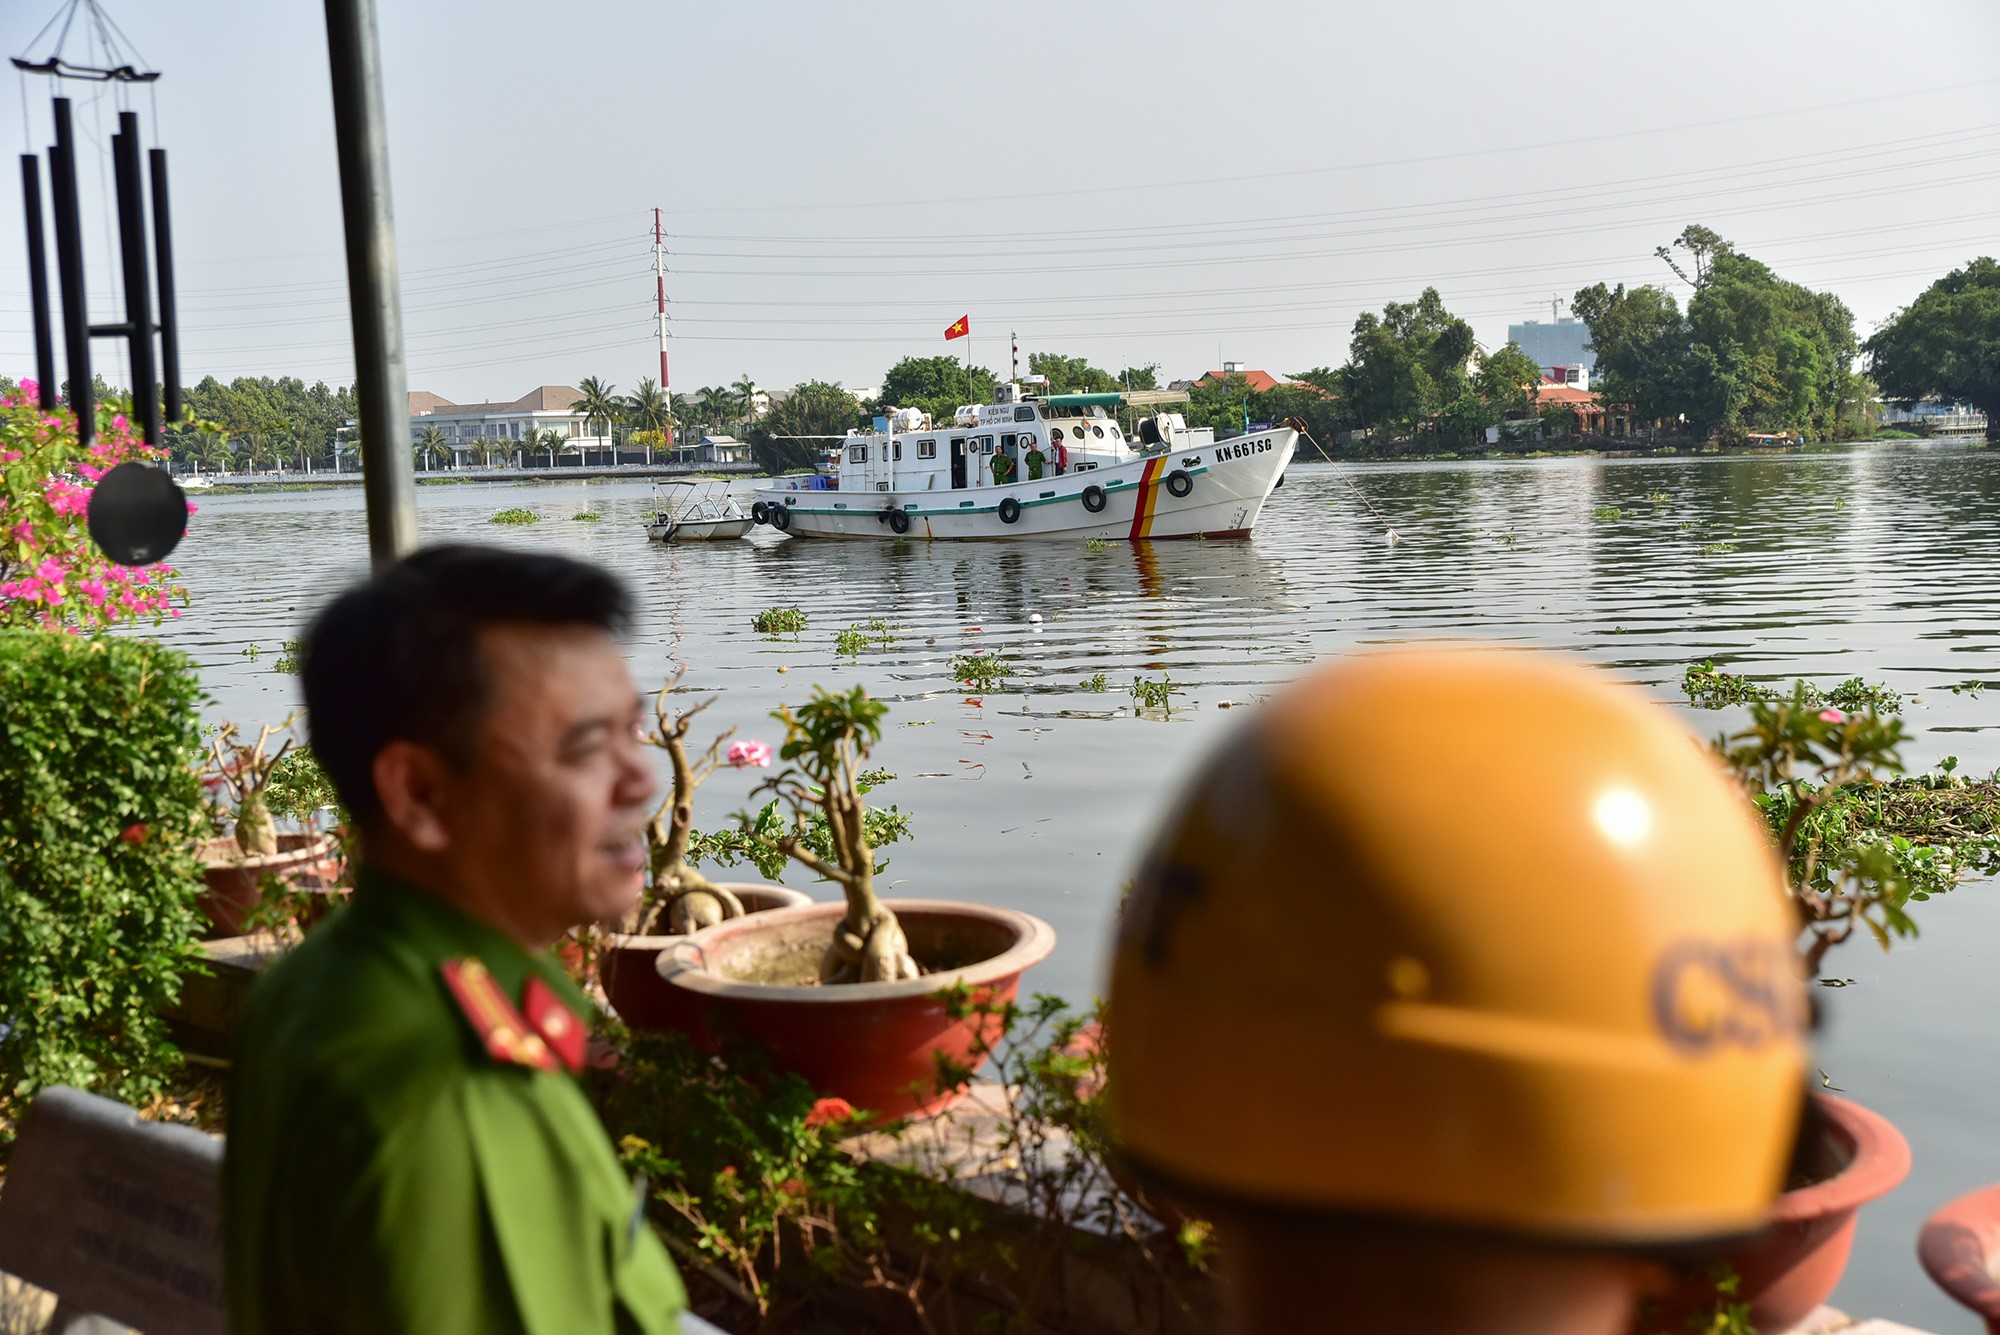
[
  {"left": 195, "top": 715, "right": 340, "bottom": 938},
  {"left": 598, "top": 671, "right": 808, "bottom": 1029},
  {"left": 1648, "top": 677, "right": 2000, "bottom": 1331},
  {"left": 656, "top": 685, "right": 1055, "bottom": 1121}
]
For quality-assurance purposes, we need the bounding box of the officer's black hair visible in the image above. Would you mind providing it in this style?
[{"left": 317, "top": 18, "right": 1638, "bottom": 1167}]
[{"left": 300, "top": 544, "right": 634, "bottom": 828}]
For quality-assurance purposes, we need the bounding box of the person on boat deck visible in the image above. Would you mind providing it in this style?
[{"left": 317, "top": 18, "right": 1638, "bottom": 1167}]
[
  {"left": 1051, "top": 436, "right": 1069, "bottom": 476},
  {"left": 990, "top": 448, "right": 1017, "bottom": 485},
  {"left": 1024, "top": 442, "right": 1047, "bottom": 481}
]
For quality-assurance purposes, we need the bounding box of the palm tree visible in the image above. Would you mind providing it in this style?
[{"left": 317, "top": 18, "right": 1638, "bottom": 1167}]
[
  {"left": 669, "top": 393, "right": 694, "bottom": 452},
  {"left": 625, "top": 378, "right": 670, "bottom": 464},
  {"left": 575, "top": 376, "right": 620, "bottom": 466},
  {"left": 242, "top": 434, "right": 284, "bottom": 475},
  {"left": 697, "top": 386, "right": 732, "bottom": 439},
  {"left": 535, "top": 427, "right": 565, "bottom": 469},
  {"left": 193, "top": 431, "right": 236, "bottom": 476},
  {"left": 732, "top": 374, "right": 760, "bottom": 428},
  {"left": 415, "top": 424, "right": 447, "bottom": 471}
]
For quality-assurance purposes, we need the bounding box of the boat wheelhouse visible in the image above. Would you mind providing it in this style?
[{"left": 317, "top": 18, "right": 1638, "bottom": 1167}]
[{"left": 751, "top": 383, "right": 1295, "bottom": 542}]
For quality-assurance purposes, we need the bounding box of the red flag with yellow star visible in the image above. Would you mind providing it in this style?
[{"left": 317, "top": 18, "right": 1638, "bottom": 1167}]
[{"left": 944, "top": 314, "right": 969, "bottom": 341}]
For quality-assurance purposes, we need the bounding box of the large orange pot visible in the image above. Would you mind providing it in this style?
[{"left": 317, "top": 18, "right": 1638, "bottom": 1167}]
[
  {"left": 600, "top": 883, "right": 812, "bottom": 1029},
  {"left": 1918, "top": 1184, "right": 2000, "bottom": 1331},
  {"left": 657, "top": 899, "right": 1056, "bottom": 1122},
  {"left": 1645, "top": 1092, "right": 1910, "bottom": 1333},
  {"left": 196, "top": 832, "right": 341, "bottom": 937}
]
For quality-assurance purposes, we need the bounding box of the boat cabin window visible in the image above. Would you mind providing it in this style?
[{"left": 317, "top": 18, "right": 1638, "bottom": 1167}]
[
  {"left": 1013, "top": 406, "right": 1036, "bottom": 423},
  {"left": 998, "top": 433, "right": 1013, "bottom": 452},
  {"left": 848, "top": 443, "right": 868, "bottom": 463},
  {"left": 893, "top": 440, "right": 904, "bottom": 461},
  {"left": 919, "top": 439, "right": 938, "bottom": 460}
]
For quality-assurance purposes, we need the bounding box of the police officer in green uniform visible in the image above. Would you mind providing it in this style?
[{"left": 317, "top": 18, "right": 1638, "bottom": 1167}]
[{"left": 224, "top": 546, "right": 686, "bottom": 1334}]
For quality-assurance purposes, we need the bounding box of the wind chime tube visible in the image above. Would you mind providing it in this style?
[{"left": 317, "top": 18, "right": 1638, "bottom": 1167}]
[
  {"left": 48, "top": 98, "right": 92, "bottom": 444},
  {"left": 324, "top": 0, "right": 418, "bottom": 565},
  {"left": 149, "top": 148, "right": 181, "bottom": 426},
  {"left": 19, "top": 156, "right": 57, "bottom": 410},
  {"left": 110, "top": 113, "right": 160, "bottom": 447}
]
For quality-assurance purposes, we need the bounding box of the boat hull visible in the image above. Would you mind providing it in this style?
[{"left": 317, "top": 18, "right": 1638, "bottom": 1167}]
[{"left": 754, "top": 428, "right": 1294, "bottom": 541}]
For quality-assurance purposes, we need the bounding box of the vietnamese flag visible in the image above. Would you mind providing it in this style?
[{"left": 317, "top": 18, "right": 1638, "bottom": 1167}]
[{"left": 944, "top": 314, "right": 970, "bottom": 341}]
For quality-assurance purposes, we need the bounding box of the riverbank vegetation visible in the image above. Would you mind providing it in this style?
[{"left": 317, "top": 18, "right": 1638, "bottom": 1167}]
[{"left": 7, "top": 236, "right": 1988, "bottom": 477}]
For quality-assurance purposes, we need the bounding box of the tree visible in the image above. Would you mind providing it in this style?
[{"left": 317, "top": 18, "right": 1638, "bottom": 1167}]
[
  {"left": 743, "top": 381, "right": 866, "bottom": 473},
  {"left": 877, "top": 356, "right": 996, "bottom": 424},
  {"left": 1865, "top": 257, "right": 2000, "bottom": 442},
  {"left": 696, "top": 386, "right": 734, "bottom": 437},
  {"left": 731, "top": 375, "right": 760, "bottom": 427},
  {"left": 1571, "top": 282, "right": 1690, "bottom": 428},
  {"left": 414, "top": 424, "right": 448, "bottom": 471},
  {"left": 1117, "top": 364, "right": 1160, "bottom": 390},
  {"left": 1026, "top": 353, "right": 1118, "bottom": 395},
  {"left": 575, "top": 376, "right": 621, "bottom": 462},
  {"left": 536, "top": 427, "right": 567, "bottom": 468},
  {"left": 1474, "top": 341, "right": 1544, "bottom": 421},
  {"left": 627, "top": 377, "right": 671, "bottom": 435}
]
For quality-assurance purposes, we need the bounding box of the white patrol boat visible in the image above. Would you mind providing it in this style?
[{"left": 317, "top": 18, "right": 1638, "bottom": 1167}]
[{"left": 749, "top": 383, "right": 1295, "bottom": 542}]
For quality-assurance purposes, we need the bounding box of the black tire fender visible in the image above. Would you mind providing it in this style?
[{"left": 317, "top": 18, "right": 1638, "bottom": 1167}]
[
  {"left": 998, "top": 496, "right": 1022, "bottom": 525},
  {"left": 769, "top": 503, "right": 792, "bottom": 531},
  {"left": 1081, "top": 484, "right": 1107, "bottom": 513},
  {"left": 751, "top": 501, "right": 769, "bottom": 524},
  {"left": 1165, "top": 469, "right": 1194, "bottom": 498},
  {"left": 889, "top": 508, "right": 911, "bottom": 535}
]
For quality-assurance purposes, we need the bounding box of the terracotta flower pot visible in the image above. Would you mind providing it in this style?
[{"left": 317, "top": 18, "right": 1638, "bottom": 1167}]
[
  {"left": 657, "top": 899, "right": 1056, "bottom": 1122},
  {"left": 600, "top": 884, "right": 813, "bottom": 1030},
  {"left": 1918, "top": 1184, "right": 2000, "bottom": 1331},
  {"left": 1644, "top": 1091, "right": 1910, "bottom": 1333},
  {"left": 196, "top": 832, "right": 341, "bottom": 937}
]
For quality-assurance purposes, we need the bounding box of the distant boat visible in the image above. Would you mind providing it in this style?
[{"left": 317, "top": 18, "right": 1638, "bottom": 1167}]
[
  {"left": 750, "top": 383, "right": 1295, "bottom": 542},
  {"left": 644, "top": 480, "right": 752, "bottom": 542}
]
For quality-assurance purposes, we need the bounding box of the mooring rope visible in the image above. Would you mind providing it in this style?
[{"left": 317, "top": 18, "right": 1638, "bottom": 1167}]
[{"left": 1285, "top": 419, "right": 1401, "bottom": 543}]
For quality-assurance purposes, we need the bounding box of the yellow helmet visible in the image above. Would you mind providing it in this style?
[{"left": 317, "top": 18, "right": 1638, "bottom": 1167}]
[{"left": 1107, "top": 647, "right": 1806, "bottom": 1245}]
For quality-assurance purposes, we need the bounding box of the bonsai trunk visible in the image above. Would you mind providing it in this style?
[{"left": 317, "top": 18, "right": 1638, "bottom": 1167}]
[
  {"left": 816, "top": 782, "right": 919, "bottom": 985},
  {"left": 637, "top": 703, "right": 744, "bottom": 935},
  {"left": 235, "top": 792, "right": 278, "bottom": 858}
]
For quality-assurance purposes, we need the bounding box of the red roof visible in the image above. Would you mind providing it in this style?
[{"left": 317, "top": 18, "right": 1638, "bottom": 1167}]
[
  {"left": 1537, "top": 385, "right": 1599, "bottom": 406},
  {"left": 1195, "top": 368, "right": 1285, "bottom": 393}
]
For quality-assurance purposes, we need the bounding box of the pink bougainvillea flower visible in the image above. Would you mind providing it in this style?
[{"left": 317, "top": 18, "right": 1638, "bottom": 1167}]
[
  {"left": 119, "top": 823, "right": 148, "bottom": 846},
  {"left": 1819, "top": 708, "right": 1846, "bottom": 724},
  {"left": 110, "top": 414, "right": 128, "bottom": 431},
  {"left": 726, "top": 739, "right": 772, "bottom": 769},
  {"left": 804, "top": 1097, "right": 855, "bottom": 1129},
  {"left": 18, "top": 378, "right": 37, "bottom": 400}
]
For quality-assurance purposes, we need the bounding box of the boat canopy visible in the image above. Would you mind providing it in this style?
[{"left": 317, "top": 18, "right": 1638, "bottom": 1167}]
[{"left": 1041, "top": 389, "right": 1190, "bottom": 409}]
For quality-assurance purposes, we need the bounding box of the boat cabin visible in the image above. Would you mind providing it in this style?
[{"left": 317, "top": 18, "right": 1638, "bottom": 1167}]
[{"left": 832, "top": 386, "right": 1210, "bottom": 493}]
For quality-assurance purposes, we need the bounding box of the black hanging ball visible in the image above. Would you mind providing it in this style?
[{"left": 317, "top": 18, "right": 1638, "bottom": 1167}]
[{"left": 86, "top": 462, "right": 188, "bottom": 567}]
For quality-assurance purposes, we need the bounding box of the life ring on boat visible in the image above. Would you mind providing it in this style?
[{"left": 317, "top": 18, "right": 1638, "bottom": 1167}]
[
  {"left": 1165, "top": 469, "right": 1194, "bottom": 498},
  {"left": 751, "top": 501, "right": 769, "bottom": 524},
  {"left": 1081, "top": 484, "right": 1107, "bottom": 513},
  {"left": 998, "top": 497, "right": 1022, "bottom": 525},
  {"left": 889, "top": 508, "right": 911, "bottom": 535},
  {"left": 769, "top": 503, "right": 792, "bottom": 531}
]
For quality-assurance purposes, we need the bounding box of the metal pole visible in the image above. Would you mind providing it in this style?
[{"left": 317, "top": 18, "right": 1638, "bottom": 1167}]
[
  {"left": 324, "top": 0, "right": 416, "bottom": 566},
  {"left": 110, "top": 114, "right": 159, "bottom": 447},
  {"left": 19, "top": 156, "right": 56, "bottom": 409}
]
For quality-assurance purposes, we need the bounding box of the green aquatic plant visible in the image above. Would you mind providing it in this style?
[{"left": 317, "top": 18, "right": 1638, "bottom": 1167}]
[
  {"left": 950, "top": 649, "right": 1011, "bottom": 692},
  {"left": 1716, "top": 686, "right": 2000, "bottom": 976},
  {"left": 834, "top": 618, "right": 895, "bottom": 656},
  {"left": 1683, "top": 661, "right": 1904, "bottom": 715},
  {"left": 1646, "top": 490, "right": 1672, "bottom": 504},
  {"left": 1592, "top": 506, "right": 1623, "bottom": 522},
  {"left": 489, "top": 507, "right": 539, "bottom": 525},
  {"left": 1702, "top": 541, "right": 1739, "bottom": 555},
  {"left": 1084, "top": 536, "right": 1108, "bottom": 552},
  {"left": 1130, "top": 674, "right": 1178, "bottom": 713},
  {"left": 271, "top": 636, "right": 303, "bottom": 675},
  {"left": 1080, "top": 672, "right": 1108, "bottom": 692},
  {"left": 571, "top": 511, "right": 602, "bottom": 522},
  {"left": 752, "top": 605, "right": 807, "bottom": 636}
]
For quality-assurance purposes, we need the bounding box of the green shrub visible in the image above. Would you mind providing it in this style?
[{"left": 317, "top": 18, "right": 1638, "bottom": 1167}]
[{"left": 0, "top": 632, "right": 207, "bottom": 1125}]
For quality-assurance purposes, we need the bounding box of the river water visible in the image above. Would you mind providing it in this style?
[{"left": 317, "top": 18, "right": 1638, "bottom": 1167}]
[{"left": 160, "top": 449, "right": 2000, "bottom": 1330}]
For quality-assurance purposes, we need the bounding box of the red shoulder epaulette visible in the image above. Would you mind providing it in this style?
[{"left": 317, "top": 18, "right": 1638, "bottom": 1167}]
[
  {"left": 441, "top": 957, "right": 565, "bottom": 1074},
  {"left": 521, "top": 975, "right": 586, "bottom": 1074}
]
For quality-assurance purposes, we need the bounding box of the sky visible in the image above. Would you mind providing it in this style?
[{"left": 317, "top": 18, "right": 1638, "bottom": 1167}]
[{"left": 2, "top": 0, "right": 1998, "bottom": 406}]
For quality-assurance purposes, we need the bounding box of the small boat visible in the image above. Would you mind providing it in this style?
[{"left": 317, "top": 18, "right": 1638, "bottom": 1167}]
[
  {"left": 750, "top": 383, "right": 1295, "bottom": 542},
  {"left": 644, "top": 480, "right": 754, "bottom": 542}
]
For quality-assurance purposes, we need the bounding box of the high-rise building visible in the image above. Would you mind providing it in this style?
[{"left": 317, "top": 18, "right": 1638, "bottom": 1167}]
[{"left": 1506, "top": 317, "right": 1595, "bottom": 377}]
